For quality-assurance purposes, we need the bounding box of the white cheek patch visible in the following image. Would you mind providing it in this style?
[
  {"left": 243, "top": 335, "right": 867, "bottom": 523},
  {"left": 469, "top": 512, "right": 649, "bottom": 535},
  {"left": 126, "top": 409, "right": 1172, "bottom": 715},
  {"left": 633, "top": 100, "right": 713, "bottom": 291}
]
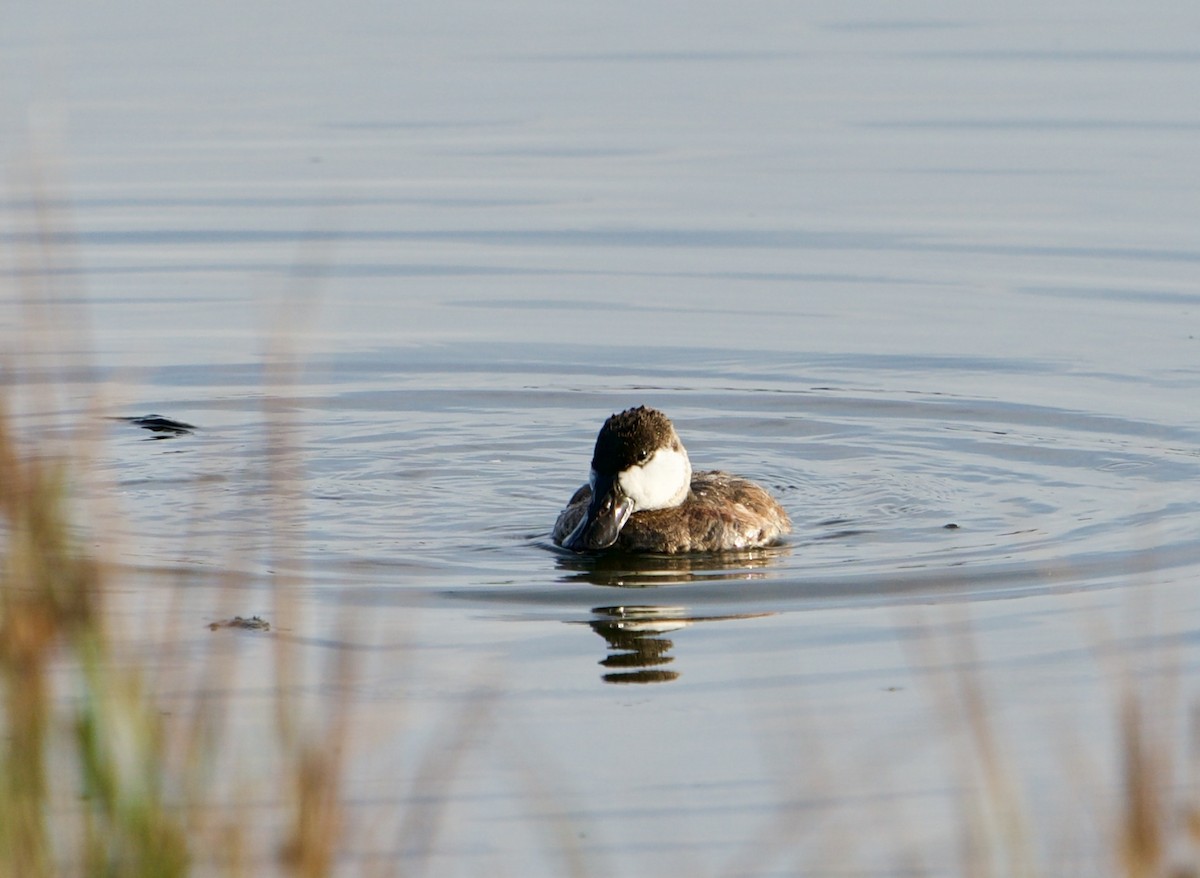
[{"left": 618, "top": 448, "right": 691, "bottom": 511}]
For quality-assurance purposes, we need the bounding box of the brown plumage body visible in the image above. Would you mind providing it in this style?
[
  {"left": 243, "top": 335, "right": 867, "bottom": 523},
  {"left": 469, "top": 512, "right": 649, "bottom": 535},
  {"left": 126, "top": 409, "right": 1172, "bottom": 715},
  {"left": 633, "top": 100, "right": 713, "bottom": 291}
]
[{"left": 554, "top": 471, "right": 791, "bottom": 554}]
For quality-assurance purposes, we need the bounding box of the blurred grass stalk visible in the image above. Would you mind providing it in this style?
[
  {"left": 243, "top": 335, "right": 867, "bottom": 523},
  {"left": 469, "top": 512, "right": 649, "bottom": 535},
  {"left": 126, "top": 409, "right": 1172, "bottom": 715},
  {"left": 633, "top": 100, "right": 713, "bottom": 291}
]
[
  {"left": 0, "top": 338, "right": 353, "bottom": 877},
  {"left": 0, "top": 392, "right": 189, "bottom": 876},
  {"left": 0, "top": 164, "right": 352, "bottom": 875},
  {"left": 915, "top": 607, "right": 1200, "bottom": 878}
]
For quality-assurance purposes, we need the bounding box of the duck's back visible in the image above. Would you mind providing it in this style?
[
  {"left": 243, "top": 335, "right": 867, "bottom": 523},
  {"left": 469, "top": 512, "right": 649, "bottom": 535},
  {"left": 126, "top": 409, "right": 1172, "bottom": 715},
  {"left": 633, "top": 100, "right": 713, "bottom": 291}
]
[{"left": 554, "top": 470, "right": 791, "bottom": 554}]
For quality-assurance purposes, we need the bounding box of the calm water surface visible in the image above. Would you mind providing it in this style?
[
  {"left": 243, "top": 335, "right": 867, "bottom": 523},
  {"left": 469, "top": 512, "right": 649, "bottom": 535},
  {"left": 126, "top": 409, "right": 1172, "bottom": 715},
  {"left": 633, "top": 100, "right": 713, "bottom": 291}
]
[{"left": 4, "top": 1, "right": 1200, "bottom": 874}]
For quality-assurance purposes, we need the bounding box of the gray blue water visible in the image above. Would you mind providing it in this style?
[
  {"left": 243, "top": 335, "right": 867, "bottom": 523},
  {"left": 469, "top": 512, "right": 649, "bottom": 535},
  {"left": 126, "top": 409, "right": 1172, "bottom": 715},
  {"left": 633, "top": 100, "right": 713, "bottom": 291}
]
[{"left": 4, "top": 1, "right": 1200, "bottom": 873}]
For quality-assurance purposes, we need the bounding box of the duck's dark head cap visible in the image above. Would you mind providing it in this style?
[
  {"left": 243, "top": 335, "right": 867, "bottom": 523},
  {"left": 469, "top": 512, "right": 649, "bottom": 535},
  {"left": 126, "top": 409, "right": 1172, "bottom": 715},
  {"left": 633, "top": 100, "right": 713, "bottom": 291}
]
[{"left": 590, "top": 406, "right": 678, "bottom": 474}]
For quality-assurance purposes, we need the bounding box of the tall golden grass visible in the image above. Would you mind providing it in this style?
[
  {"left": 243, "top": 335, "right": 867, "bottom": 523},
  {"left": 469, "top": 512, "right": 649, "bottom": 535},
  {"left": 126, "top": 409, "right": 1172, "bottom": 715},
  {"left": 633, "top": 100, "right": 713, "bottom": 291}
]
[
  {"left": 0, "top": 370, "right": 360, "bottom": 876},
  {"left": 0, "top": 174, "right": 357, "bottom": 872},
  {"left": 0, "top": 392, "right": 184, "bottom": 875}
]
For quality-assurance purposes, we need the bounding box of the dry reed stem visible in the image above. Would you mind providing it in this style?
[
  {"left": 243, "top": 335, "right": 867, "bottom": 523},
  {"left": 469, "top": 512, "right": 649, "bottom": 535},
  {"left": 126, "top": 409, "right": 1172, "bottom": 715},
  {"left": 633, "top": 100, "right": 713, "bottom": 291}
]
[
  {"left": 0, "top": 392, "right": 191, "bottom": 877},
  {"left": 386, "top": 682, "right": 496, "bottom": 875},
  {"left": 898, "top": 606, "right": 1037, "bottom": 878},
  {"left": 1, "top": 168, "right": 356, "bottom": 876},
  {"left": 0, "top": 397, "right": 80, "bottom": 877},
  {"left": 1119, "top": 690, "right": 1167, "bottom": 878},
  {"left": 259, "top": 258, "right": 357, "bottom": 876}
]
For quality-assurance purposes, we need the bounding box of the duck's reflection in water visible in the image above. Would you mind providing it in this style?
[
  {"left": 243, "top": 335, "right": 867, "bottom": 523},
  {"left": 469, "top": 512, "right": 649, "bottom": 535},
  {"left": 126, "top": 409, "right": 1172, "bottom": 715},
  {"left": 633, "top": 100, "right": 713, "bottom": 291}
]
[
  {"left": 554, "top": 543, "right": 791, "bottom": 588},
  {"left": 554, "top": 547, "right": 787, "bottom": 683},
  {"left": 578, "top": 606, "right": 774, "bottom": 685}
]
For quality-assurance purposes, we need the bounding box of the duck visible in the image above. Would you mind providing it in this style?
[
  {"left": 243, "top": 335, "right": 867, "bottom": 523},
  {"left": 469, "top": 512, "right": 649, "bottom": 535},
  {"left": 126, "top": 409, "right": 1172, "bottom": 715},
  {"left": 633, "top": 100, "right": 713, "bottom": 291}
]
[{"left": 553, "top": 406, "right": 791, "bottom": 554}]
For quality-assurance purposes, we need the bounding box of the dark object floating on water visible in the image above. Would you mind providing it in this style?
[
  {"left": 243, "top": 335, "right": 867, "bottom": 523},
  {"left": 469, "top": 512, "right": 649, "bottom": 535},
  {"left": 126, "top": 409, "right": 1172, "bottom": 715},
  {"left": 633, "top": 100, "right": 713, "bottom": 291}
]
[
  {"left": 207, "top": 615, "right": 270, "bottom": 632},
  {"left": 943, "top": 522, "right": 960, "bottom": 530},
  {"left": 113, "top": 414, "right": 197, "bottom": 438}
]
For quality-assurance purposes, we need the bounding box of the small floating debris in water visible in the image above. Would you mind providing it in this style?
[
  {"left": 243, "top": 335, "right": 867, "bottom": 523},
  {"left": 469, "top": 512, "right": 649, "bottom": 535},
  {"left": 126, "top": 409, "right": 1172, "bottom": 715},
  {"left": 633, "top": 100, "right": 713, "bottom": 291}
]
[
  {"left": 943, "top": 522, "right": 960, "bottom": 530},
  {"left": 207, "top": 615, "right": 270, "bottom": 632},
  {"left": 112, "top": 414, "right": 197, "bottom": 438}
]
